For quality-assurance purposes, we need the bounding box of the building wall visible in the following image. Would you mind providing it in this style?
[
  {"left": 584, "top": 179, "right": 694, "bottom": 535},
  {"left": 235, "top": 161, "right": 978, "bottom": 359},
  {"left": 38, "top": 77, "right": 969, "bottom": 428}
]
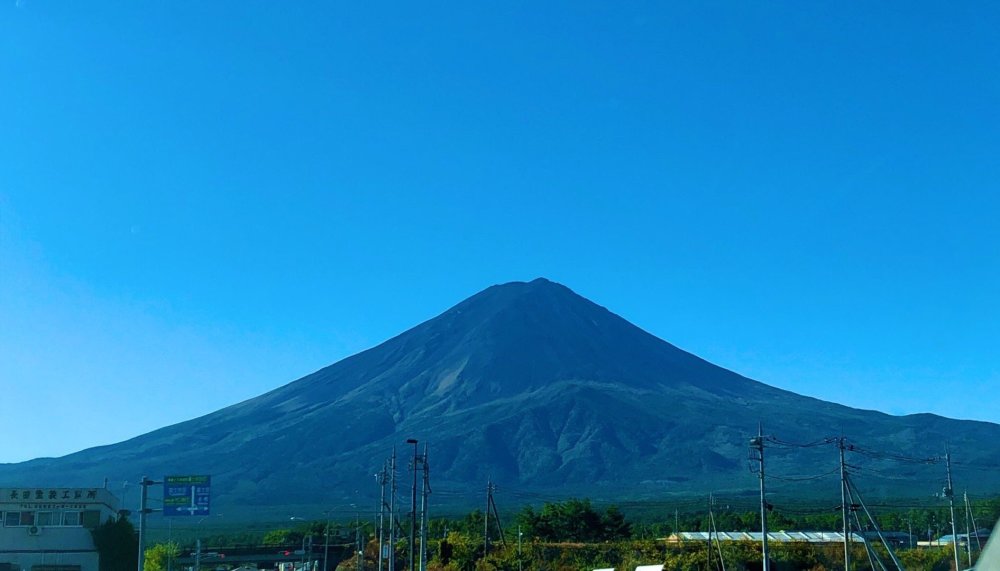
[
  {"left": 0, "top": 488, "right": 120, "bottom": 571},
  {"left": 0, "top": 550, "right": 99, "bottom": 571}
]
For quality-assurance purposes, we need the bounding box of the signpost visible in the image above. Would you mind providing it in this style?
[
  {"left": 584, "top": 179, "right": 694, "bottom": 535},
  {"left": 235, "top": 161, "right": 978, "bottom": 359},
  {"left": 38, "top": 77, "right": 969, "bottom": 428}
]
[{"left": 163, "top": 475, "right": 211, "bottom": 517}]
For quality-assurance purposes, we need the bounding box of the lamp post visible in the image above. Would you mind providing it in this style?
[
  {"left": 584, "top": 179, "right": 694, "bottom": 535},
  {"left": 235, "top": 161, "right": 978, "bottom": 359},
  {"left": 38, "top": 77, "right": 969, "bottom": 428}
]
[
  {"left": 290, "top": 517, "right": 310, "bottom": 571},
  {"left": 406, "top": 439, "right": 418, "bottom": 571},
  {"left": 195, "top": 514, "right": 224, "bottom": 571}
]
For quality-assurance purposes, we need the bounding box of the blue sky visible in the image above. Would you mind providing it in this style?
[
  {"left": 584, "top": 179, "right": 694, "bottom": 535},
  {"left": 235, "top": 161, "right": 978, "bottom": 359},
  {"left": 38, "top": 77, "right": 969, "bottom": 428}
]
[{"left": 1, "top": 1, "right": 997, "bottom": 464}]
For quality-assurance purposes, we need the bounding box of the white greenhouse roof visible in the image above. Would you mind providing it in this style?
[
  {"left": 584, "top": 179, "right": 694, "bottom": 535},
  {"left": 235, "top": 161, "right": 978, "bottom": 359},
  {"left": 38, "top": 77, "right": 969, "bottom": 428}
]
[{"left": 668, "top": 531, "right": 866, "bottom": 543}]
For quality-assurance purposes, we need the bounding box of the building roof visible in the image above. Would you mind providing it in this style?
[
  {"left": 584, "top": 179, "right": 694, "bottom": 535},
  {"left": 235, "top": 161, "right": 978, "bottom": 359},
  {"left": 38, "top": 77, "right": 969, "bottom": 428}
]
[
  {"left": 667, "top": 531, "right": 867, "bottom": 543},
  {"left": 936, "top": 530, "right": 993, "bottom": 543}
]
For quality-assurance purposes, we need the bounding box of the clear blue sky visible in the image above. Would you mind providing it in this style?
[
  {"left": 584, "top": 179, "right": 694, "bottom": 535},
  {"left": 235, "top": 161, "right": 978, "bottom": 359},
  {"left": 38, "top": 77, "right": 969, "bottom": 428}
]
[{"left": 1, "top": 2, "right": 997, "bottom": 464}]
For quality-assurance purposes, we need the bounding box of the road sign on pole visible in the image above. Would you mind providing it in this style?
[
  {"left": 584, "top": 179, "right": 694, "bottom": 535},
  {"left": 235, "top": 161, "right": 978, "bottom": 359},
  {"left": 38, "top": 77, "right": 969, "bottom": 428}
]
[{"left": 163, "top": 475, "right": 211, "bottom": 516}]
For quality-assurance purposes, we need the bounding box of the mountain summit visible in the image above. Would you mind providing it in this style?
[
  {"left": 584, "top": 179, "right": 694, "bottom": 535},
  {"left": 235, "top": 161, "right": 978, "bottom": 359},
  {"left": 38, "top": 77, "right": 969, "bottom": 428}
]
[{"left": 3, "top": 279, "right": 999, "bottom": 515}]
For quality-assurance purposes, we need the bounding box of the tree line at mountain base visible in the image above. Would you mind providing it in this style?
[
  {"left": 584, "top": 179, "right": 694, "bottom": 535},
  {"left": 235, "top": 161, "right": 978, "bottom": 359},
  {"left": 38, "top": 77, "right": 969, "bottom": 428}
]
[{"left": 137, "top": 497, "right": 999, "bottom": 571}]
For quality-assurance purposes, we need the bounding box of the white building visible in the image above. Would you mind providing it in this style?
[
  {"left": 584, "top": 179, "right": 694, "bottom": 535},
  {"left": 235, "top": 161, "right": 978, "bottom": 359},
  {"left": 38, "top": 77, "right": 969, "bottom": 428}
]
[{"left": 0, "top": 487, "right": 120, "bottom": 571}]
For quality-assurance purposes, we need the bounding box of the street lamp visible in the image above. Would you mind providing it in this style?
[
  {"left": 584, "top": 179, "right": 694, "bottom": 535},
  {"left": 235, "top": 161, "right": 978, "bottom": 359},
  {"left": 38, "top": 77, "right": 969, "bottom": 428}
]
[
  {"left": 290, "top": 517, "right": 311, "bottom": 571},
  {"left": 406, "top": 439, "right": 418, "bottom": 571},
  {"left": 194, "top": 514, "right": 224, "bottom": 571}
]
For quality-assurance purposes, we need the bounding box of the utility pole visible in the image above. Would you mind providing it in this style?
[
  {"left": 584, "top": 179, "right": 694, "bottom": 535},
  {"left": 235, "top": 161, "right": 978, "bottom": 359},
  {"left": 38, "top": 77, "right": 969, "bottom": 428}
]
[
  {"left": 378, "top": 462, "right": 387, "bottom": 571},
  {"left": 138, "top": 476, "right": 149, "bottom": 571},
  {"left": 419, "top": 444, "right": 430, "bottom": 571},
  {"left": 517, "top": 525, "right": 523, "bottom": 571},
  {"left": 484, "top": 478, "right": 492, "bottom": 556},
  {"left": 357, "top": 511, "right": 363, "bottom": 571},
  {"left": 137, "top": 476, "right": 160, "bottom": 571},
  {"left": 301, "top": 535, "right": 312, "bottom": 571},
  {"left": 706, "top": 495, "right": 714, "bottom": 570},
  {"left": 407, "top": 439, "right": 419, "bottom": 571},
  {"left": 389, "top": 448, "right": 397, "bottom": 571},
  {"left": 483, "top": 478, "right": 507, "bottom": 554},
  {"left": 965, "top": 490, "right": 973, "bottom": 567},
  {"left": 750, "top": 425, "right": 769, "bottom": 571},
  {"left": 968, "top": 491, "right": 983, "bottom": 551},
  {"left": 945, "top": 447, "right": 961, "bottom": 571},
  {"left": 324, "top": 512, "right": 332, "bottom": 571},
  {"left": 708, "top": 495, "right": 725, "bottom": 571},
  {"left": 839, "top": 438, "right": 851, "bottom": 571},
  {"left": 486, "top": 480, "right": 506, "bottom": 547},
  {"left": 846, "top": 474, "right": 904, "bottom": 571}
]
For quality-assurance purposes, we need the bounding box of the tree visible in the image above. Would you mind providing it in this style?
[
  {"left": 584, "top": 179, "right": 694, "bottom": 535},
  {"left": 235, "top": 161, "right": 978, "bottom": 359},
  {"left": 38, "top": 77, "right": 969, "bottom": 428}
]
[
  {"left": 91, "top": 516, "right": 139, "bottom": 571},
  {"left": 515, "top": 499, "right": 631, "bottom": 542},
  {"left": 144, "top": 543, "right": 180, "bottom": 571},
  {"left": 263, "top": 529, "right": 299, "bottom": 546},
  {"left": 601, "top": 506, "right": 631, "bottom": 540}
]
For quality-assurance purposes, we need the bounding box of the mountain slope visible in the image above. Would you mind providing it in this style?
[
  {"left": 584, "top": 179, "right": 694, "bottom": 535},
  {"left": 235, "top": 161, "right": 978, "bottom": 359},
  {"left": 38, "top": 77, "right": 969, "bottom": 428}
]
[{"left": 2, "top": 278, "right": 998, "bottom": 516}]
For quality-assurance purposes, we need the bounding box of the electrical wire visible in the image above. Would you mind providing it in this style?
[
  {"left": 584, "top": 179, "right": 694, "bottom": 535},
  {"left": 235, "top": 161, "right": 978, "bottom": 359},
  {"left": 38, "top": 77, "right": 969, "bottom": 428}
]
[
  {"left": 764, "top": 435, "right": 839, "bottom": 449},
  {"left": 764, "top": 468, "right": 839, "bottom": 483}
]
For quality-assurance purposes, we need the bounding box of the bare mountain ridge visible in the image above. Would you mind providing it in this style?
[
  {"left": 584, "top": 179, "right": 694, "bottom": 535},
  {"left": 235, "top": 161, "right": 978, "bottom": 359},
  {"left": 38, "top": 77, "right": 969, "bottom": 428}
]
[{"left": 2, "top": 278, "right": 999, "bottom": 515}]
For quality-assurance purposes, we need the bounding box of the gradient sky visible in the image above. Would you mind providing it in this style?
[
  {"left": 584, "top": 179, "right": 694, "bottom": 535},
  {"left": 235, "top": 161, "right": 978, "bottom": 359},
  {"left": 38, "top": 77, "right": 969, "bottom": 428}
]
[{"left": 1, "top": 1, "right": 998, "bottom": 464}]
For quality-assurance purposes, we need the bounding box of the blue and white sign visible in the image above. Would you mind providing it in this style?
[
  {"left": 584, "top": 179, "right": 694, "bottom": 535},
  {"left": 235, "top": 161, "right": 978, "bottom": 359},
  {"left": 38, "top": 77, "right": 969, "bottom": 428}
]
[{"left": 163, "top": 475, "right": 211, "bottom": 516}]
